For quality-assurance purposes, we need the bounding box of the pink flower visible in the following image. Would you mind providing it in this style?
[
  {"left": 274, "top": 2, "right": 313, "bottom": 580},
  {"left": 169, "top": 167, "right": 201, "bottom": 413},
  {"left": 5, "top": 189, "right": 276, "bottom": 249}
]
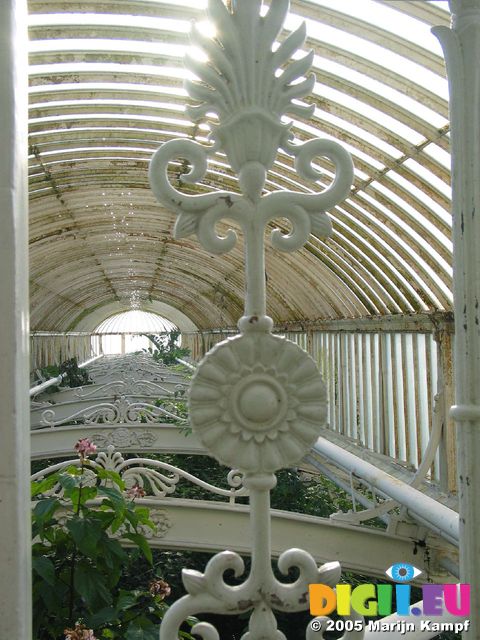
[
  {"left": 127, "top": 483, "right": 146, "bottom": 499},
  {"left": 74, "top": 438, "right": 97, "bottom": 459}
]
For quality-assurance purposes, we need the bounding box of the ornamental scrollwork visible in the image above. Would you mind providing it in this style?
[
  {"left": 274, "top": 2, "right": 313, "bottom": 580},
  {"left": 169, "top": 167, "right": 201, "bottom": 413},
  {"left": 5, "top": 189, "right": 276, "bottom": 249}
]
[
  {"left": 89, "top": 428, "right": 158, "bottom": 449},
  {"left": 149, "top": 0, "right": 359, "bottom": 638},
  {"left": 31, "top": 445, "right": 248, "bottom": 503},
  {"left": 40, "top": 396, "right": 188, "bottom": 427}
]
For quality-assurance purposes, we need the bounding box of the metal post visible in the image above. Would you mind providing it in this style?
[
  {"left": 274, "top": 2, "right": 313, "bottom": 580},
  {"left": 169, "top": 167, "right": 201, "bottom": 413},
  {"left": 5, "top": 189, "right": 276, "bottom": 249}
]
[
  {"left": 435, "top": 329, "right": 456, "bottom": 493},
  {"left": 0, "top": 0, "right": 30, "bottom": 636},
  {"left": 149, "top": 1, "right": 353, "bottom": 635},
  {"left": 433, "top": 2, "right": 480, "bottom": 634}
]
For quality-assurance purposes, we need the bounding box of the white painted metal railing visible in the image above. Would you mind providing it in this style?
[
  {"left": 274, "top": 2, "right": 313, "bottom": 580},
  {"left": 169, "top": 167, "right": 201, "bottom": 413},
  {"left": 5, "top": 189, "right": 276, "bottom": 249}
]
[
  {"left": 30, "top": 331, "right": 193, "bottom": 371},
  {"left": 32, "top": 396, "right": 188, "bottom": 429},
  {"left": 32, "top": 445, "right": 248, "bottom": 505},
  {"left": 184, "top": 324, "right": 456, "bottom": 490},
  {"left": 148, "top": 0, "right": 361, "bottom": 635},
  {"left": 309, "top": 438, "right": 459, "bottom": 547},
  {"left": 32, "top": 446, "right": 437, "bottom": 580},
  {"left": 35, "top": 327, "right": 452, "bottom": 488},
  {"left": 286, "top": 330, "right": 441, "bottom": 480}
]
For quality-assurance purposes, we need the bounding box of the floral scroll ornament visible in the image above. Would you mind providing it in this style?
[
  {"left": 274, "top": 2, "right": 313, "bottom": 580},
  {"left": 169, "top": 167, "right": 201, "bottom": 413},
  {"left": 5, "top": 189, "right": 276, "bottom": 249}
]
[{"left": 149, "top": 1, "right": 359, "bottom": 639}]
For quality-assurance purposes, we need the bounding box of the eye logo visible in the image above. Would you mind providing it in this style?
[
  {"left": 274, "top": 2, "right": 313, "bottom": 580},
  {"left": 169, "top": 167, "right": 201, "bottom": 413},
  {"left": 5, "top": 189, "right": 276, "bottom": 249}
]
[{"left": 386, "top": 563, "right": 422, "bottom": 582}]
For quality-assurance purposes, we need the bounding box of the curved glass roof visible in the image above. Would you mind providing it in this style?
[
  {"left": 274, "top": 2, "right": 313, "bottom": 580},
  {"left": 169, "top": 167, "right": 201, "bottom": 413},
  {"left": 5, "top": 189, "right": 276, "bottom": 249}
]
[
  {"left": 94, "top": 310, "right": 177, "bottom": 334},
  {"left": 28, "top": 0, "right": 452, "bottom": 331}
]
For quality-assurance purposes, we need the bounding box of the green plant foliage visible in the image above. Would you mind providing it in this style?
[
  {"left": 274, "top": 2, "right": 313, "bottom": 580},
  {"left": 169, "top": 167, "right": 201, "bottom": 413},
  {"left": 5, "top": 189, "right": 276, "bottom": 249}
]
[
  {"left": 38, "top": 364, "right": 62, "bottom": 379},
  {"left": 59, "top": 357, "right": 92, "bottom": 388},
  {"left": 144, "top": 331, "right": 191, "bottom": 366},
  {"left": 36, "top": 357, "right": 92, "bottom": 394},
  {"left": 153, "top": 398, "right": 191, "bottom": 434},
  {"left": 31, "top": 446, "right": 390, "bottom": 638},
  {"left": 31, "top": 449, "right": 194, "bottom": 640},
  {"left": 141, "top": 454, "right": 354, "bottom": 516}
]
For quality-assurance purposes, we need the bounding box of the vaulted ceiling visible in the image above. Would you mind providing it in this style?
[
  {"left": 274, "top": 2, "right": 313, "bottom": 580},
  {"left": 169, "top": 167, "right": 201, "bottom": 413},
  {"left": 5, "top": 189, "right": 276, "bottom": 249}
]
[{"left": 28, "top": 0, "right": 452, "bottom": 332}]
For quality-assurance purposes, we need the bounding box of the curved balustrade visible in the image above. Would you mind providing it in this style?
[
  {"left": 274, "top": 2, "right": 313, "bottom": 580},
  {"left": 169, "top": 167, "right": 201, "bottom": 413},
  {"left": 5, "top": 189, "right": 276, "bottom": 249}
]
[
  {"left": 33, "top": 377, "right": 188, "bottom": 406},
  {"left": 31, "top": 424, "right": 204, "bottom": 460},
  {"left": 32, "top": 445, "right": 247, "bottom": 503},
  {"left": 30, "top": 352, "right": 460, "bottom": 592},
  {"left": 30, "top": 354, "right": 194, "bottom": 456},
  {"left": 31, "top": 396, "right": 188, "bottom": 430},
  {"left": 30, "top": 354, "right": 102, "bottom": 397},
  {"left": 85, "top": 354, "right": 188, "bottom": 386},
  {"left": 30, "top": 446, "right": 445, "bottom": 582}
]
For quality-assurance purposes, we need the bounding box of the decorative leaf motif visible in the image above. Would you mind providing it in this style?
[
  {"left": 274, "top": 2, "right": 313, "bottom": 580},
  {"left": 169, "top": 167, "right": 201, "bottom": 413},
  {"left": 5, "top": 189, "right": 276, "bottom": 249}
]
[
  {"left": 182, "top": 569, "right": 205, "bottom": 595},
  {"left": 183, "top": 0, "right": 316, "bottom": 174},
  {"left": 174, "top": 211, "right": 199, "bottom": 239},
  {"left": 242, "top": 606, "right": 287, "bottom": 640},
  {"left": 310, "top": 212, "right": 333, "bottom": 238},
  {"left": 148, "top": 1, "right": 359, "bottom": 639},
  {"left": 187, "top": 0, "right": 312, "bottom": 123},
  {"left": 317, "top": 560, "right": 342, "bottom": 586}
]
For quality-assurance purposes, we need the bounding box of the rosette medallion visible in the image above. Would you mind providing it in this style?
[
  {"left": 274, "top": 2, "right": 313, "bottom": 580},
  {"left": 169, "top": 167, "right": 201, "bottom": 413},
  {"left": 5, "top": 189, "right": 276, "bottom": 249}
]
[{"left": 189, "top": 332, "right": 327, "bottom": 473}]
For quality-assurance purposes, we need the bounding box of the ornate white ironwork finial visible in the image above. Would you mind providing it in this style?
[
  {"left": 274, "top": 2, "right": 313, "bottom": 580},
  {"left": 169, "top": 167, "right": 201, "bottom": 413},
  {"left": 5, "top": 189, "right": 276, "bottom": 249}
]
[
  {"left": 149, "top": 1, "right": 359, "bottom": 638},
  {"left": 149, "top": 0, "right": 354, "bottom": 320},
  {"left": 185, "top": 0, "right": 316, "bottom": 173}
]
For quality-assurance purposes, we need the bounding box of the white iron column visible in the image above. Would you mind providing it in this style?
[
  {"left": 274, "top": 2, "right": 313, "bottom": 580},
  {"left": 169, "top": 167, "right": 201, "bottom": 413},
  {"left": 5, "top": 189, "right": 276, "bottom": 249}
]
[
  {"left": 434, "top": 1, "right": 480, "bottom": 634},
  {"left": 0, "top": 0, "right": 30, "bottom": 637}
]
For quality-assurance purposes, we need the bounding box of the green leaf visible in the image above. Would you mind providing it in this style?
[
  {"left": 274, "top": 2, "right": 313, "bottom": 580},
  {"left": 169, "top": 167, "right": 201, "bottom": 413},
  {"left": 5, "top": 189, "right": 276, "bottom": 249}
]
[
  {"left": 32, "top": 556, "right": 56, "bottom": 587},
  {"left": 110, "top": 513, "right": 125, "bottom": 535},
  {"left": 125, "top": 619, "right": 158, "bottom": 640},
  {"left": 123, "top": 532, "right": 153, "bottom": 565},
  {"left": 134, "top": 506, "right": 155, "bottom": 529},
  {"left": 68, "top": 485, "right": 98, "bottom": 508},
  {"left": 99, "top": 536, "right": 127, "bottom": 571},
  {"left": 124, "top": 505, "right": 154, "bottom": 533},
  {"left": 96, "top": 467, "right": 125, "bottom": 490},
  {"left": 51, "top": 526, "right": 69, "bottom": 546},
  {"left": 31, "top": 541, "right": 51, "bottom": 556},
  {"left": 31, "top": 473, "right": 59, "bottom": 497},
  {"left": 32, "top": 497, "right": 60, "bottom": 527},
  {"left": 85, "top": 606, "right": 119, "bottom": 627},
  {"left": 98, "top": 486, "right": 127, "bottom": 514},
  {"left": 38, "top": 578, "right": 68, "bottom": 612},
  {"left": 58, "top": 471, "right": 82, "bottom": 494},
  {"left": 66, "top": 517, "right": 103, "bottom": 558},
  {"left": 75, "top": 562, "right": 113, "bottom": 608},
  {"left": 81, "top": 485, "right": 98, "bottom": 502},
  {"left": 90, "top": 509, "right": 116, "bottom": 530},
  {"left": 124, "top": 508, "right": 139, "bottom": 530},
  {"left": 116, "top": 589, "right": 140, "bottom": 611}
]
